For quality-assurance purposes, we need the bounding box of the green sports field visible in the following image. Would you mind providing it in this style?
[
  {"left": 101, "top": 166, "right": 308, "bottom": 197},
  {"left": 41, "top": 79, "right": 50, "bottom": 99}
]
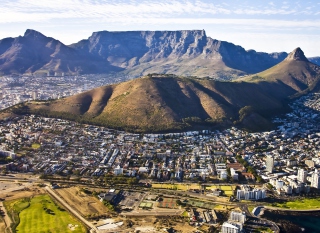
[{"left": 5, "top": 195, "right": 86, "bottom": 233}]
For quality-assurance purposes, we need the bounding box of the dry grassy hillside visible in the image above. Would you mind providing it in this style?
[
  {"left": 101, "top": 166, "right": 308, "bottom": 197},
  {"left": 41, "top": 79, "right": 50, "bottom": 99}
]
[
  {"left": 19, "top": 74, "right": 288, "bottom": 132},
  {"left": 6, "top": 48, "right": 320, "bottom": 132}
]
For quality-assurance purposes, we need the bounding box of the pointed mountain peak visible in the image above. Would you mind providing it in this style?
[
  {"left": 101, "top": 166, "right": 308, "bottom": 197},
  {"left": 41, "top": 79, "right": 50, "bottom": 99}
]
[
  {"left": 285, "top": 47, "right": 309, "bottom": 62},
  {"left": 24, "top": 29, "right": 46, "bottom": 39}
]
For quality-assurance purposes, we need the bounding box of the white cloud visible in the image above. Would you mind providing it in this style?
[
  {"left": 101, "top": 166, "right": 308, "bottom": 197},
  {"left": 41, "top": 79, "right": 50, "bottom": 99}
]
[{"left": 0, "top": 0, "right": 315, "bottom": 24}]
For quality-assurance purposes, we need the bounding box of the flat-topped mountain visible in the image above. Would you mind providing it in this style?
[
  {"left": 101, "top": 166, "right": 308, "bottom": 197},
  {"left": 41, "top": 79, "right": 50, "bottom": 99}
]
[
  {"left": 7, "top": 48, "right": 320, "bottom": 132},
  {"left": 0, "top": 29, "right": 289, "bottom": 79}
]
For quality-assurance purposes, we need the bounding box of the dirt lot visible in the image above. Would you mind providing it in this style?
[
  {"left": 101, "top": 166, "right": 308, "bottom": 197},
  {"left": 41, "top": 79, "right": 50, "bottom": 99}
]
[
  {"left": 55, "top": 186, "right": 109, "bottom": 218},
  {"left": 0, "top": 182, "right": 44, "bottom": 201},
  {"left": 121, "top": 216, "right": 198, "bottom": 233}
]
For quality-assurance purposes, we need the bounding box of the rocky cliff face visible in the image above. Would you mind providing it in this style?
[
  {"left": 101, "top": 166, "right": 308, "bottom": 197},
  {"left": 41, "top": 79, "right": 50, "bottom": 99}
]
[
  {"left": 0, "top": 29, "right": 294, "bottom": 78},
  {"left": 72, "top": 30, "right": 287, "bottom": 76}
]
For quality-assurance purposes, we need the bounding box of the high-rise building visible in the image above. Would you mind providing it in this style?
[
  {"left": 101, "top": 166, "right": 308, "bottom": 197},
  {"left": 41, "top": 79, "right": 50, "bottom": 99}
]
[
  {"left": 230, "top": 211, "right": 246, "bottom": 224},
  {"left": 32, "top": 91, "right": 37, "bottom": 100},
  {"left": 311, "top": 169, "right": 320, "bottom": 189},
  {"left": 266, "top": 155, "right": 274, "bottom": 173},
  {"left": 297, "top": 168, "right": 307, "bottom": 183},
  {"left": 221, "top": 222, "right": 242, "bottom": 233}
]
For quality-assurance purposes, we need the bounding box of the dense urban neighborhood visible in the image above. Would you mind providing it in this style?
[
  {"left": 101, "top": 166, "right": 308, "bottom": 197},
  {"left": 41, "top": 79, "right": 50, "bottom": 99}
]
[
  {"left": 0, "top": 74, "right": 128, "bottom": 110},
  {"left": 0, "top": 75, "right": 320, "bottom": 232}
]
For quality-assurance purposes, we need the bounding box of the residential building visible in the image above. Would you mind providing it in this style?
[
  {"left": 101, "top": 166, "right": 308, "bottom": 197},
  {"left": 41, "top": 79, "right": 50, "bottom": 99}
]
[
  {"left": 221, "top": 221, "right": 243, "bottom": 233},
  {"left": 305, "top": 159, "right": 315, "bottom": 168},
  {"left": 236, "top": 185, "right": 266, "bottom": 200},
  {"left": 230, "top": 211, "right": 246, "bottom": 224},
  {"left": 311, "top": 169, "right": 320, "bottom": 189},
  {"left": 266, "top": 155, "right": 274, "bottom": 173},
  {"left": 297, "top": 168, "right": 307, "bottom": 183}
]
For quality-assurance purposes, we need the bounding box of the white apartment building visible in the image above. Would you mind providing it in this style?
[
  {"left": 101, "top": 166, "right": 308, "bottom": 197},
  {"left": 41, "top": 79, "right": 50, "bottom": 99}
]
[
  {"left": 230, "top": 211, "right": 246, "bottom": 224},
  {"left": 311, "top": 169, "right": 320, "bottom": 189},
  {"left": 297, "top": 168, "right": 307, "bottom": 183},
  {"left": 236, "top": 185, "right": 266, "bottom": 200},
  {"left": 221, "top": 221, "right": 243, "bottom": 233}
]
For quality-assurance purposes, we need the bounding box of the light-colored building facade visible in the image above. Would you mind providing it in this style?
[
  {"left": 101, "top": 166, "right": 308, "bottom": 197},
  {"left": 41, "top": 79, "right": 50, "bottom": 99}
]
[
  {"left": 297, "top": 168, "right": 307, "bottom": 183},
  {"left": 311, "top": 169, "right": 320, "bottom": 189},
  {"left": 230, "top": 211, "right": 246, "bottom": 224},
  {"left": 266, "top": 155, "right": 274, "bottom": 173},
  {"left": 236, "top": 185, "right": 266, "bottom": 200},
  {"left": 221, "top": 222, "right": 243, "bottom": 233}
]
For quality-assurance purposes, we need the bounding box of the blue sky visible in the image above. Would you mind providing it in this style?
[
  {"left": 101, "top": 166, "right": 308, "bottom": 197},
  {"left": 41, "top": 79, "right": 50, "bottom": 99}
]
[{"left": 1, "top": 0, "right": 320, "bottom": 56}]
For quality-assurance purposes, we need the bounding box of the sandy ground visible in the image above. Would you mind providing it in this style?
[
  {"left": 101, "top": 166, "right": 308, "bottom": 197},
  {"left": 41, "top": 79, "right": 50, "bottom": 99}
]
[
  {"left": 97, "top": 219, "right": 124, "bottom": 230},
  {"left": 0, "top": 217, "right": 6, "bottom": 233},
  {"left": 0, "top": 181, "right": 44, "bottom": 201},
  {"left": 55, "top": 186, "right": 109, "bottom": 217}
]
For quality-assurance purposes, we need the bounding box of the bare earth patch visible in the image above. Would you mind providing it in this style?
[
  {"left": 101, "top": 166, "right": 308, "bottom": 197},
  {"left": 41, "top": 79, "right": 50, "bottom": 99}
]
[{"left": 55, "top": 186, "right": 109, "bottom": 218}]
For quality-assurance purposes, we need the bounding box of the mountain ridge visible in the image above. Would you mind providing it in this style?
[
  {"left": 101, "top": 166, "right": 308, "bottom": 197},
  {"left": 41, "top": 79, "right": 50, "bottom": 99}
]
[{"left": 0, "top": 29, "right": 290, "bottom": 79}]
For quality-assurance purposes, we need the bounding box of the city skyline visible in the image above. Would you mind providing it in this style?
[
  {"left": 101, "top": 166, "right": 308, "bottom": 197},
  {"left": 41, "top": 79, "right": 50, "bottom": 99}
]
[{"left": 0, "top": 0, "right": 320, "bottom": 56}]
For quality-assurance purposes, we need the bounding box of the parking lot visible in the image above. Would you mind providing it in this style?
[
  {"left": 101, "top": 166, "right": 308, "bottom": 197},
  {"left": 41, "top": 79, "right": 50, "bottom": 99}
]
[{"left": 119, "top": 191, "right": 145, "bottom": 210}]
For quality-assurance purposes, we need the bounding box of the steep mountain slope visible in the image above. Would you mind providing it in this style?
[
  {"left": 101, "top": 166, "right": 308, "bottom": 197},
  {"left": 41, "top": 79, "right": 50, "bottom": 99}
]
[
  {"left": 242, "top": 48, "right": 320, "bottom": 92},
  {"left": 0, "top": 29, "right": 288, "bottom": 79},
  {"left": 0, "top": 29, "right": 119, "bottom": 75}
]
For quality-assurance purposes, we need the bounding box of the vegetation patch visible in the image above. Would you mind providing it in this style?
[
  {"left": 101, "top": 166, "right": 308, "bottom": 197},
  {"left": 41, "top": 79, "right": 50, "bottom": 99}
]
[
  {"left": 272, "top": 198, "right": 320, "bottom": 210},
  {"left": 152, "top": 183, "right": 201, "bottom": 190},
  {"left": 187, "top": 199, "right": 216, "bottom": 209},
  {"left": 139, "top": 202, "right": 153, "bottom": 209},
  {"left": 31, "top": 143, "right": 41, "bottom": 149},
  {"left": 4, "top": 195, "right": 86, "bottom": 233}
]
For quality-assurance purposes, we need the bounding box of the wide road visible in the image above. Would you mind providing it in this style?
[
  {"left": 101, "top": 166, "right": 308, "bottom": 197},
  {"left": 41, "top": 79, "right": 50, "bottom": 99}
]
[{"left": 45, "top": 186, "right": 99, "bottom": 233}]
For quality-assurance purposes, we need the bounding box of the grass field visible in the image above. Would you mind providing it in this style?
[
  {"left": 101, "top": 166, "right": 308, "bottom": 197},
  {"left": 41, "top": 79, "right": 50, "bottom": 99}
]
[
  {"left": 273, "top": 198, "right": 320, "bottom": 210},
  {"left": 152, "top": 183, "right": 201, "bottom": 191},
  {"left": 205, "top": 185, "right": 235, "bottom": 196},
  {"left": 139, "top": 202, "right": 153, "bottom": 209},
  {"left": 5, "top": 195, "right": 86, "bottom": 233},
  {"left": 206, "top": 185, "right": 236, "bottom": 191},
  {"left": 188, "top": 199, "right": 216, "bottom": 209},
  {"left": 31, "top": 143, "right": 41, "bottom": 149}
]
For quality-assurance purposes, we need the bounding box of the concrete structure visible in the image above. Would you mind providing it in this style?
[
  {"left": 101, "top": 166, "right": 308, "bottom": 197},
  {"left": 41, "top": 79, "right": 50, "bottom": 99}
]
[
  {"left": 311, "top": 169, "right": 320, "bottom": 189},
  {"left": 305, "top": 159, "right": 315, "bottom": 168},
  {"left": 221, "top": 221, "right": 243, "bottom": 233},
  {"left": 236, "top": 185, "right": 266, "bottom": 200},
  {"left": 297, "top": 168, "right": 307, "bottom": 183},
  {"left": 114, "top": 165, "right": 123, "bottom": 175},
  {"left": 230, "top": 211, "right": 246, "bottom": 224},
  {"left": 266, "top": 155, "right": 274, "bottom": 173}
]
